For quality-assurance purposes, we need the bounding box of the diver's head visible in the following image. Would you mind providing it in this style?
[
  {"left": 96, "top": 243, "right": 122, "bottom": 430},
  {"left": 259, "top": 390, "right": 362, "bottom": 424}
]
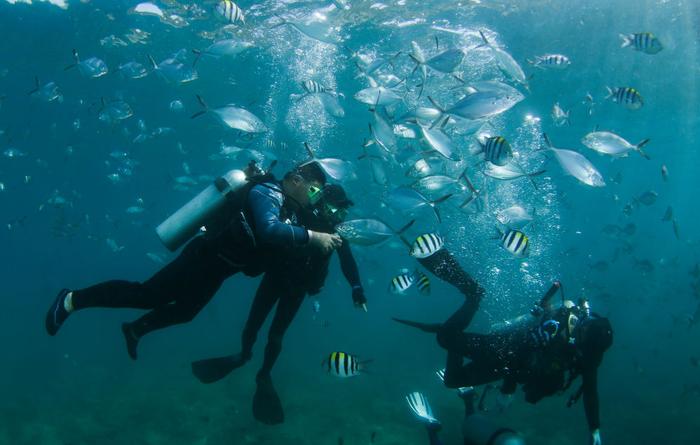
[
  {"left": 314, "top": 183, "right": 353, "bottom": 226},
  {"left": 283, "top": 161, "right": 327, "bottom": 208},
  {"left": 576, "top": 316, "right": 613, "bottom": 361}
]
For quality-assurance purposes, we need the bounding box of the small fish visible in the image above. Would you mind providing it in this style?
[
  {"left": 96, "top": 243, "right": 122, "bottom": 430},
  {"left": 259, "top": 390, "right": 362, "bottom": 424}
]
[
  {"left": 551, "top": 103, "right": 570, "bottom": 127},
  {"left": 498, "top": 229, "right": 529, "bottom": 257},
  {"left": 620, "top": 32, "right": 663, "bottom": 55},
  {"left": 662, "top": 206, "right": 673, "bottom": 222},
  {"left": 146, "top": 252, "right": 166, "bottom": 264},
  {"left": 116, "top": 61, "right": 149, "bottom": 79},
  {"left": 528, "top": 54, "right": 571, "bottom": 69},
  {"left": 312, "top": 300, "right": 321, "bottom": 317},
  {"left": 582, "top": 131, "right": 650, "bottom": 159},
  {"left": 636, "top": 191, "right": 658, "bottom": 206},
  {"left": 410, "top": 233, "right": 444, "bottom": 259},
  {"left": 65, "top": 49, "right": 108, "bottom": 78},
  {"left": 216, "top": 0, "right": 245, "bottom": 24},
  {"left": 478, "top": 135, "right": 512, "bottom": 166},
  {"left": 106, "top": 238, "right": 125, "bottom": 252},
  {"left": 605, "top": 87, "right": 643, "bottom": 110},
  {"left": 583, "top": 92, "right": 596, "bottom": 116},
  {"left": 301, "top": 80, "right": 331, "bottom": 95},
  {"left": 28, "top": 77, "right": 63, "bottom": 102},
  {"left": 661, "top": 165, "right": 669, "bottom": 182},
  {"left": 416, "top": 272, "right": 431, "bottom": 295},
  {"left": 542, "top": 134, "right": 605, "bottom": 187},
  {"left": 389, "top": 269, "right": 415, "bottom": 294},
  {"left": 324, "top": 352, "right": 368, "bottom": 378},
  {"left": 3, "top": 148, "right": 27, "bottom": 158},
  {"left": 496, "top": 205, "right": 533, "bottom": 229},
  {"left": 406, "top": 158, "right": 442, "bottom": 178}
]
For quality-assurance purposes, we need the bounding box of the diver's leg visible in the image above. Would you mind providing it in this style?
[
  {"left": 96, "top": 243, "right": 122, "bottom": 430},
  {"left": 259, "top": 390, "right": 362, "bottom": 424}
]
[
  {"left": 191, "top": 273, "right": 280, "bottom": 384},
  {"left": 241, "top": 274, "right": 283, "bottom": 360},
  {"left": 253, "top": 288, "right": 305, "bottom": 425},
  {"left": 418, "top": 249, "right": 484, "bottom": 301},
  {"left": 259, "top": 289, "right": 305, "bottom": 376}
]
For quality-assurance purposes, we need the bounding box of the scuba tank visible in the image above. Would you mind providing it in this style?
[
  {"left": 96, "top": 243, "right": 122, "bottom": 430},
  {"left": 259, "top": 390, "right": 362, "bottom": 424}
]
[
  {"left": 490, "top": 281, "right": 562, "bottom": 333},
  {"left": 156, "top": 169, "right": 248, "bottom": 251}
]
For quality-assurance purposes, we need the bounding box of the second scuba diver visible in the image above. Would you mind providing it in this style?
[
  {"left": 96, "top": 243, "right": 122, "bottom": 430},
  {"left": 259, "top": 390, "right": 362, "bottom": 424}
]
[
  {"left": 395, "top": 279, "right": 613, "bottom": 445},
  {"left": 190, "top": 184, "right": 366, "bottom": 424}
]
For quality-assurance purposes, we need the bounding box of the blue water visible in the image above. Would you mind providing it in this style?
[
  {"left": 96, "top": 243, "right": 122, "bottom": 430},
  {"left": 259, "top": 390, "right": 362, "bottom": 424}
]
[{"left": 1, "top": 0, "right": 698, "bottom": 444}]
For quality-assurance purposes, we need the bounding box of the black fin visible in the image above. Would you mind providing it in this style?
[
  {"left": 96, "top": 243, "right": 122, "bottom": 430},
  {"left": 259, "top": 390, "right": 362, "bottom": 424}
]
[
  {"left": 392, "top": 317, "right": 441, "bottom": 333},
  {"left": 191, "top": 354, "right": 248, "bottom": 384}
]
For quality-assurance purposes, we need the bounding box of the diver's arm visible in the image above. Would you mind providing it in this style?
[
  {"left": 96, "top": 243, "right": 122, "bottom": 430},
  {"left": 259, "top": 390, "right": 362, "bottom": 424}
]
[
  {"left": 582, "top": 365, "right": 602, "bottom": 442},
  {"left": 337, "top": 240, "right": 367, "bottom": 307},
  {"left": 248, "top": 184, "right": 309, "bottom": 247}
]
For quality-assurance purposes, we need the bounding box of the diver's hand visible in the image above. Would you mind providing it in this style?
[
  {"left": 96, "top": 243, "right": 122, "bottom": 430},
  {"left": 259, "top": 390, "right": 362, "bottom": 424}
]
[
  {"left": 308, "top": 231, "right": 342, "bottom": 254},
  {"left": 352, "top": 286, "right": 367, "bottom": 311},
  {"left": 590, "top": 429, "right": 602, "bottom": 445}
]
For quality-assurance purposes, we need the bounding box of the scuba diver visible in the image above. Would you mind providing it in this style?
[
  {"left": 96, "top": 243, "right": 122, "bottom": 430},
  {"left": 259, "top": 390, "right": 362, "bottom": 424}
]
[
  {"left": 395, "top": 282, "right": 613, "bottom": 445},
  {"left": 407, "top": 385, "right": 526, "bottom": 445},
  {"left": 190, "top": 184, "right": 366, "bottom": 425},
  {"left": 45, "top": 162, "right": 344, "bottom": 360}
]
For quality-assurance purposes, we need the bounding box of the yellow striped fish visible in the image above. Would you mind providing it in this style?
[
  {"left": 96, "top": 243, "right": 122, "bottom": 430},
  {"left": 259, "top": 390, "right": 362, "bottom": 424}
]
[
  {"left": 324, "top": 351, "right": 367, "bottom": 378},
  {"left": 416, "top": 272, "right": 431, "bottom": 295},
  {"left": 410, "top": 233, "right": 444, "bottom": 259},
  {"left": 500, "top": 229, "right": 529, "bottom": 257},
  {"left": 389, "top": 269, "right": 415, "bottom": 294},
  {"left": 216, "top": 0, "right": 245, "bottom": 24}
]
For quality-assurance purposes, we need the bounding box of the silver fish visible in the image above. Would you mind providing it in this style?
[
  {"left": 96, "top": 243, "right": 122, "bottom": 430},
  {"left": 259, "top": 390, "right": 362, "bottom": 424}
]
[
  {"left": 148, "top": 52, "right": 198, "bottom": 84},
  {"left": 529, "top": 54, "right": 570, "bottom": 69},
  {"left": 193, "top": 39, "right": 253, "bottom": 65},
  {"left": 484, "top": 162, "right": 545, "bottom": 182},
  {"left": 28, "top": 78, "right": 62, "bottom": 102},
  {"left": 66, "top": 50, "right": 108, "bottom": 78},
  {"left": 335, "top": 219, "right": 413, "bottom": 246},
  {"left": 117, "top": 61, "right": 149, "bottom": 79},
  {"left": 551, "top": 103, "right": 570, "bottom": 127},
  {"left": 581, "top": 131, "right": 650, "bottom": 159},
  {"left": 543, "top": 134, "right": 605, "bottom": 187},
  {"left": 191, "top": 95, "right": 266, "bottom": 133},
  {"left": 354, "top": 86, "right": 403, "bottom": 106},
  {"left": 478, "top": 31, "right": 527, "bottom": 87},
  {"left": 420, "top": 125, "right": 458, "bottom": 160},
  {"left": 386, "top": 187, "right": 451, "bottom": 223},
  {"left": 99, "top": 100, "right": 134, "bottom": 123},
  {"left": 496, "top": 206, "right": 533, "bottom": 229}
]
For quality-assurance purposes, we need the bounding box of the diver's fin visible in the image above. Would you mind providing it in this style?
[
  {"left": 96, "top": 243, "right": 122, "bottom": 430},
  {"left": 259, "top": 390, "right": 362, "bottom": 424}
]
[
  {"left": 253, "top": 374, "right": 284, "bottom": 425},
  {"left": 191, "top": 354, "right": 248, "bottom": 384},
  {"left": 392, "top": 317, "right": 441, "bottom": 333}
]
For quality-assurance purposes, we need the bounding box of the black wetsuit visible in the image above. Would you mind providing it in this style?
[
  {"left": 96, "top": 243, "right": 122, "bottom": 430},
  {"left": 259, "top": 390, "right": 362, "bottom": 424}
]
[
  {"left": 438, "top": 301, "right": 603, "bottom": 432},
  {"left": 70, "top": 180, "right": 310, "bottom": 340},
  {"left": 238, "top": 214, "right": 362, "bottom": 377}
]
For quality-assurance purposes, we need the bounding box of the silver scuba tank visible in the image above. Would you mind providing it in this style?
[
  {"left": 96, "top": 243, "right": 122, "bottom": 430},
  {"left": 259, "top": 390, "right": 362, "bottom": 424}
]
[{"left": 156, "top": 169, "right": 248, "bottom": 251}]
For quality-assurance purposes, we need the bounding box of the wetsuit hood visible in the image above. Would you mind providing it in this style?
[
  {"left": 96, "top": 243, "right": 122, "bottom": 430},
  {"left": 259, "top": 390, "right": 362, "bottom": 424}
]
[{"left": 576, "top": 316, "right": 613, "bottom": 361}]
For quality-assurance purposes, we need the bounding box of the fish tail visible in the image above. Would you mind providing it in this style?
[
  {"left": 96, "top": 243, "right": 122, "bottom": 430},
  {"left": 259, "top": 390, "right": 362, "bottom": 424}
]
[
  {"left": 147, "top": 54, "right": 158, "bottom": 70},
  {"left": 619, "top": 33, "right": 632, "bottom": 48},
  {"left": 636, "top": 139, "right": 651, "bottom": 160},
  {"left": 477, "top": 29, "right": 489, "bottom": 48},
  {"left": 604, "top": 86, "right": 614, "bottom": 100},
  {"left": 396, "top": 219, "right": 416, "bottom": 235},
  {"left": 192, "top": 49, "right": 202, "bottom": 67},
  {"left": 28, "top": 76, "right": 39, "bottom": 95}
]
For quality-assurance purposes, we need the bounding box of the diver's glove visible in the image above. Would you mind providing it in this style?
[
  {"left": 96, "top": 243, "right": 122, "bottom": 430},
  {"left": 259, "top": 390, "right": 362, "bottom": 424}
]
[
  {"left": 406, "top": 392, "right": 441, "bottom": 430},
  {"left": 590, "top": 429, "right": 602, "bottom": 445},
  {"left": 352, "top": 285, "right": 367, "bottom": 307}
]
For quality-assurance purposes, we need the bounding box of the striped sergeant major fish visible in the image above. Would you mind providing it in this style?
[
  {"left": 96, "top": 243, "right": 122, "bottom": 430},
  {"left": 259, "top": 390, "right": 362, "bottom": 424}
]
[
  {"left": 497, "top": 228, "right": 530, "bottom": 257},
  {"left": 410, "top": 233, "right": 444, "bottom": 259},
  {"left": 324, "top": 351, "right": 370, "bottom": 378},
  {"left": 605, "top": 86, "right": 644, "bottom": 110},
  {"left": 620, "top": 32, "right": 663, "bottom": 55},
  {"left": 528, "top": 54, "right": 571, "bottom": 69},
  {"left": 415, "top": 272, "right": 431, "bottom": 296},
  {"left": 477, "top": 135, "right": 512, "bottom": 167},
  {"left": 389, "top": 269, "right": 415, "bottom": 294},
  {"left": 301, "top": 79, "right": 330, "bottom": 94},
  {"left": 216, "top": 0, "right": 245, "bottom": 24}
]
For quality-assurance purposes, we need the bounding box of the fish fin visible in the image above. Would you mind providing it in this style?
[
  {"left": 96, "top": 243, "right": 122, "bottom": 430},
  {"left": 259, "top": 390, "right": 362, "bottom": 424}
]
[
  {"left": 434, "top": 35, "right": 439, "bottom": 50},
  {"left": 426, "top": 96, "right": 445, "bottom": 113},
  {"left": 304, "top": 142, "right": 315, "bottom": 159},
  {"left": 541, "top": 133, "right": 553, "bottom": 149},
  {"left": 392, "top": 318, "right": 441, "bottom": 333},
  {"left": 147, "top": 54, "right": 158, "bottom": 70},
  {"left": 477, "top": 30, "right": 489, "bottom": 47},
  {"left": 619, "top": 34, "right": 632, "bottom": 48},
  {"left": 636, "top": 139, "right": 651, "bottom": 160},
  {"left": 604, "top": 86, "right": 613, "bottom": 100},
  {"left": 432, "top": 193, "right": 453, "bottom": 205},
  {"left": 28, "top": 76, "right": 39, "bottom": 95},
  {"left": 192, "top": 49, "right": 202, "bottom": 67}
]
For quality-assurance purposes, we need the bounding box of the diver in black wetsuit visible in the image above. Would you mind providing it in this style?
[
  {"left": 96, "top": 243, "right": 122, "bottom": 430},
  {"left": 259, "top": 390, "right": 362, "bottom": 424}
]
[
  {"left": 190, "top": 184, "right": 365, "bottom": 424},
  {"left": 44, "top": 163, "right": 344, "bottom": 360},
  {"left": 396, "top": 280, "right": 613, "bottom": 445}
]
